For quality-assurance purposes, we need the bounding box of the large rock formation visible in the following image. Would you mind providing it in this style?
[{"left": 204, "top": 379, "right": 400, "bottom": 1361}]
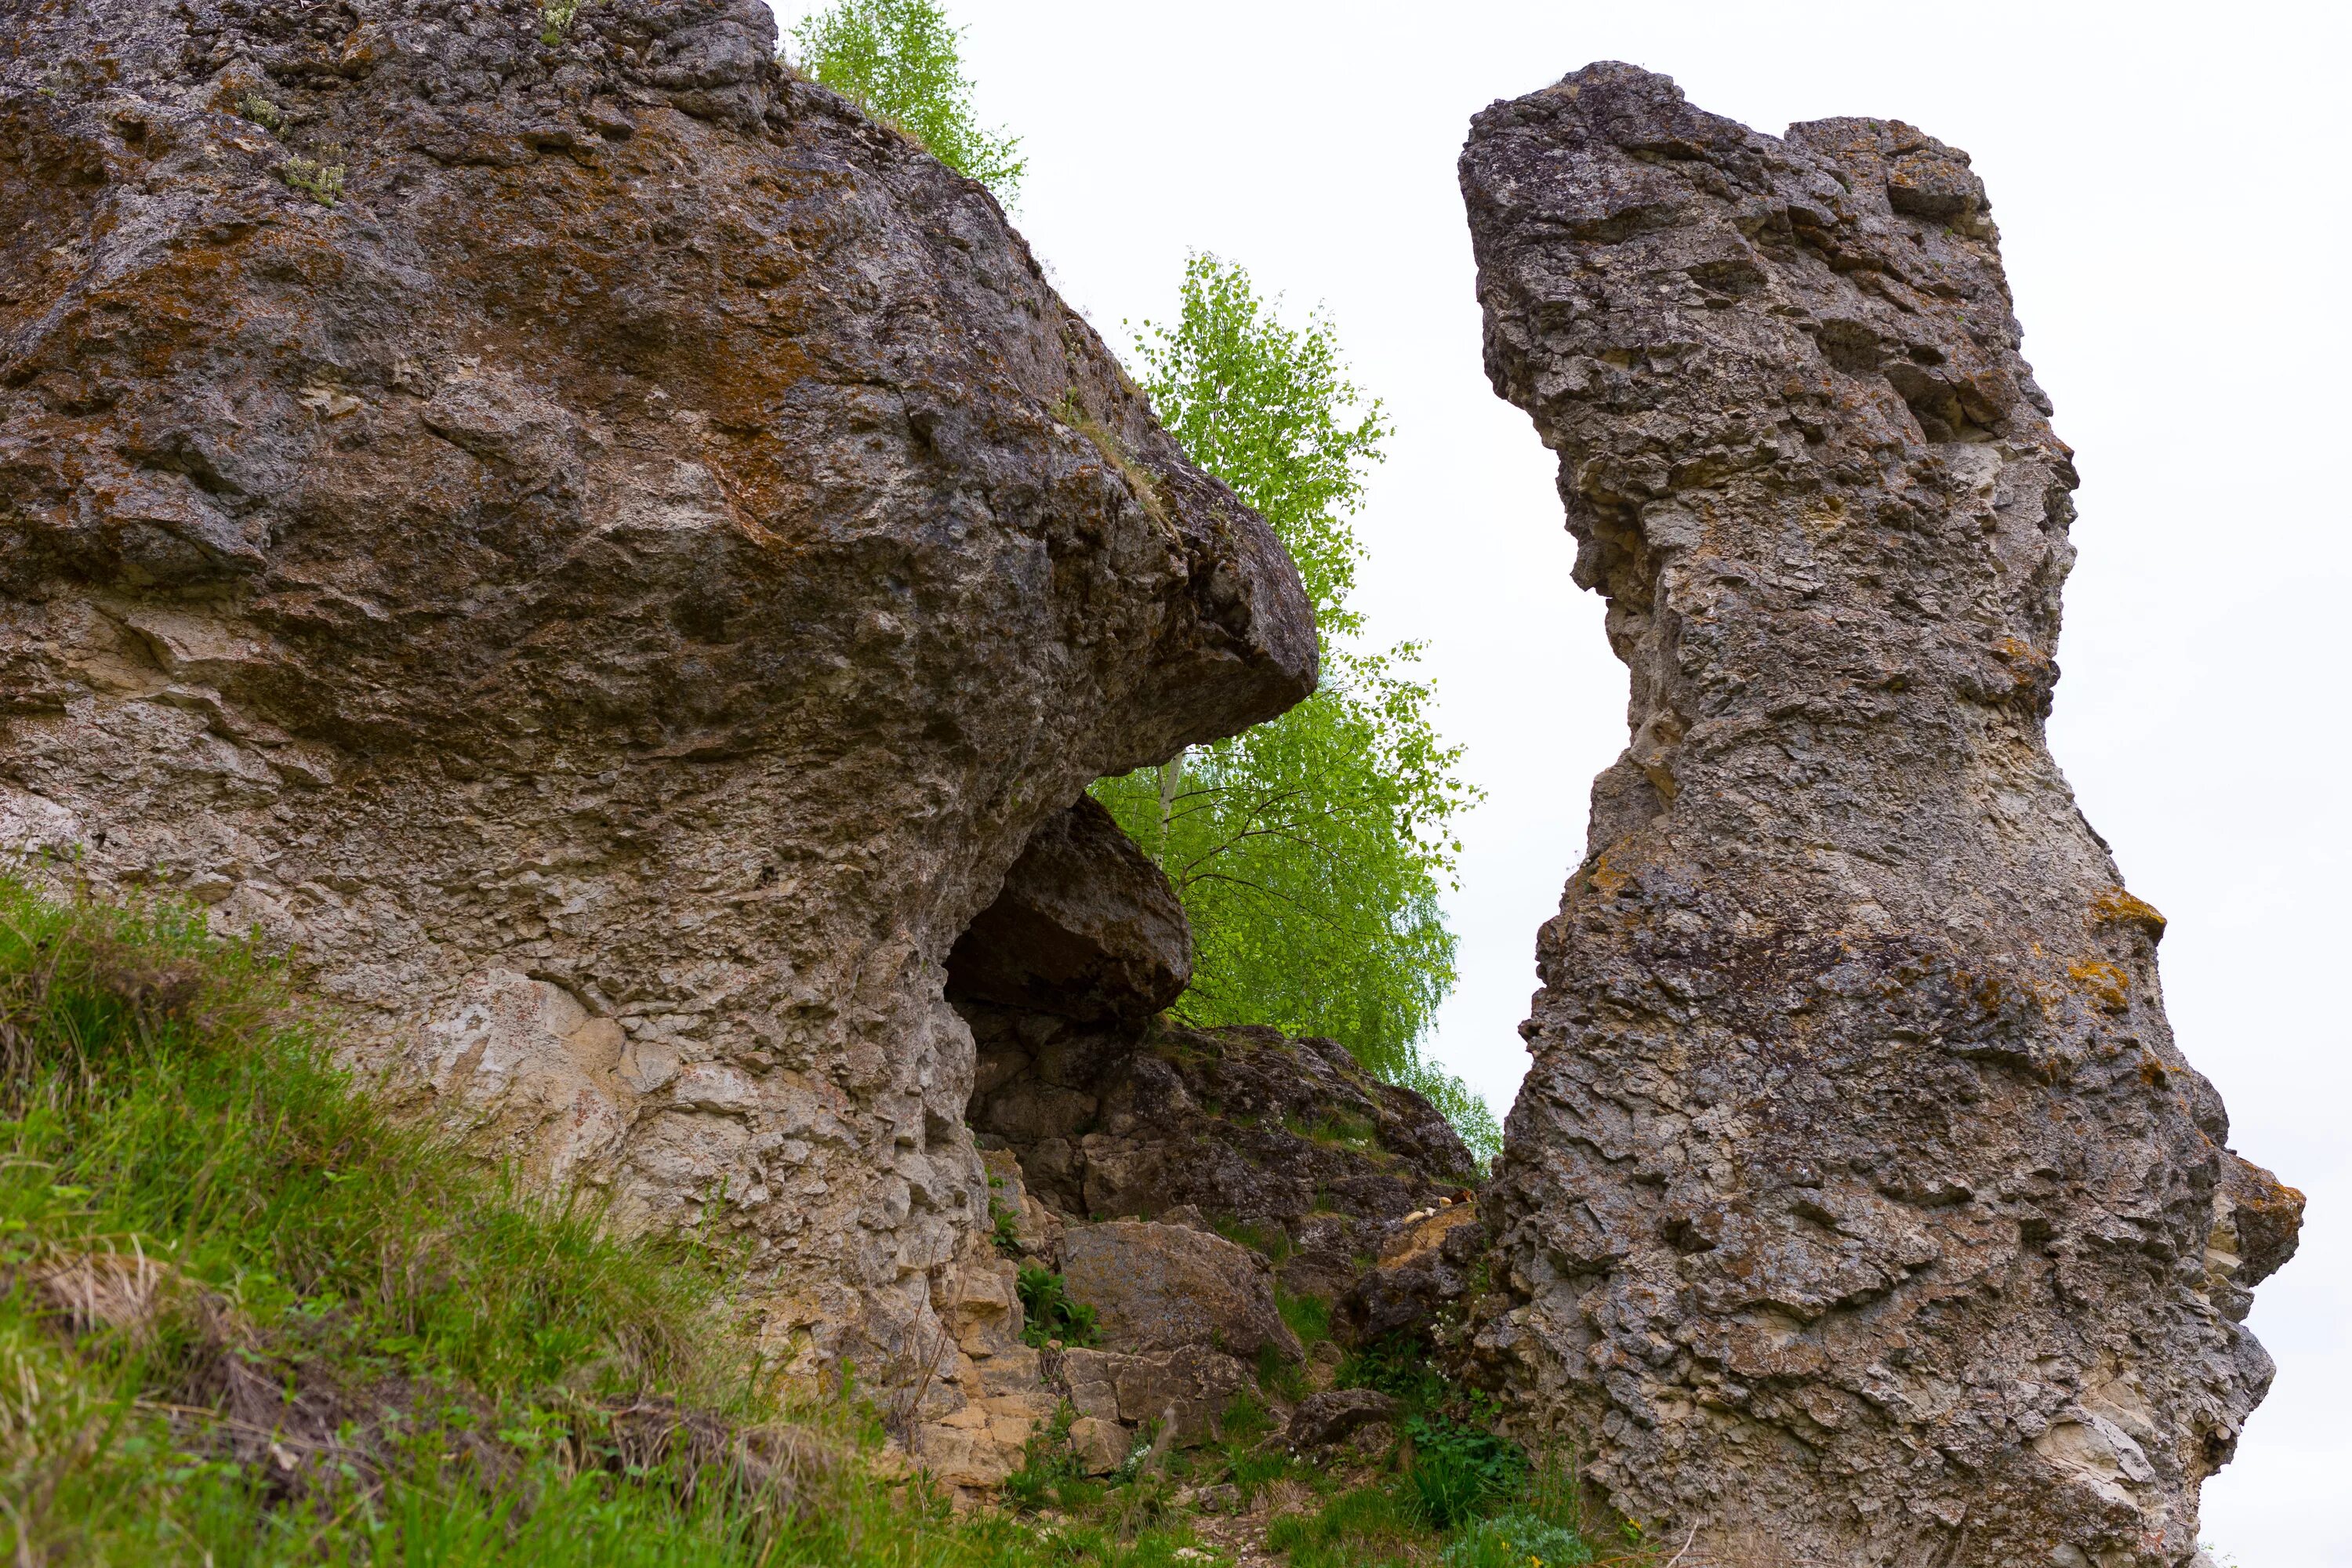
[
  {"left": 1463, "top": 64, "right": 2299, "bottom": 1566},
  {"left": 0, "top": 0, "right": 1315, "bottom": 1480}
]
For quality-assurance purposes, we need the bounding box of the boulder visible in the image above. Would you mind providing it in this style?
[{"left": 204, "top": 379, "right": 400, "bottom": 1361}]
[
  {"left": 1058, "top": 1344, "right": 1254, "bottom": 1447},
  {"left": 0, "top": 0, "right": 1313, "bottom": 1478},
  {"left": 1060, "top": 1221, "right": 1301, "bottom": 1362},
  {"left": 945, "top": 794, "right": 1190, "bottom": 1027},
  {"left": 1334, "top": 1200, "right": 1483, "bottom": 1348},
  {"left": 965, "top": 1016, "right": 1477, "bottom": 1254},
  {"left": 1462, "top": 62, "right": 2299, "bottom": 1566},
  {"left": 1066, "top": 1415, "right": 1128, "bottom": 1477}
]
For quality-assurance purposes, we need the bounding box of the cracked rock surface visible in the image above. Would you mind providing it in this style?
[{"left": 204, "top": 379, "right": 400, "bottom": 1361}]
[
  {"left": 0, "top": 0, "right": 1313, "bottom": 1472},
  {"left": 1462, "top": 62, "right": 2299, "bottom": 1566}
]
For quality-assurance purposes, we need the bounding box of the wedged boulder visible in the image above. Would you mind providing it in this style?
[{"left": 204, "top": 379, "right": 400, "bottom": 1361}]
[
  {"left": 945, "top": 794, "right": 1190, "bottom": 1027},
  {"left": 1462, "top": 62, "right": 2299, "bottom": 1566},
  {"left": 0, "top": 0, "right": 1314, "bottom": 1473},
  {"left": 965, "top": 1015, "right": 1477, "bottom": 1273},
  {"left": 1334, "top": 1200, "right": 1483, "bottom": 1348},
  {"left": 1060, "top": 1220, "right": 1301, "bottom": 1362}
]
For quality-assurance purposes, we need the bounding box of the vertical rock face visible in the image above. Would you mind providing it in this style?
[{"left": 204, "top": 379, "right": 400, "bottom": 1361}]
[
  {"left": 1463, "top": 64, "right": 2297, "bottom": 1566},
  {"left": 0, "top": 0, "right": 1314, "bottom": 1467}
]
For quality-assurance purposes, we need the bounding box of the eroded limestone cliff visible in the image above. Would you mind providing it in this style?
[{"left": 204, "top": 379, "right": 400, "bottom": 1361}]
[
  {"left": 1462, "top": 64, "right": 2299, "bottom": 1566},
  {"left": 0, "top": 0, "right": 1313, "bottom": 1480}
]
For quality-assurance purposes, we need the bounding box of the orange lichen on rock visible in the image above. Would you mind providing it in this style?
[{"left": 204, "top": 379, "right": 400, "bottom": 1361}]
[
  {"left": 2068, "top": 959, "right": 2131, "bottom": 1012},
  {"left": 2091, "top": 887, "right": 2169, "bottom": 942}
]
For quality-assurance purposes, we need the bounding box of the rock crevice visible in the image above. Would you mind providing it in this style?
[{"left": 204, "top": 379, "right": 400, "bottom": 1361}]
[{"left": 1462, "top": 62, "right": 2298, "bottom": 1566}]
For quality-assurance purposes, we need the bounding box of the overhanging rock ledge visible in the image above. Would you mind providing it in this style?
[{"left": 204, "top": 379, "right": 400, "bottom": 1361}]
[{"left": 0, "top": 0, "right": 1314, "bottom": 1485}]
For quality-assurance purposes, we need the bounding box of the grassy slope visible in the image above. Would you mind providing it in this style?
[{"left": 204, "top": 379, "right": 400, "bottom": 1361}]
[
  {"left": 0, "top": 882, "right": 1643, "bottom": 1566},
  {"left": 0, "top": 884, "right": 1211, "bottom": 1566}
]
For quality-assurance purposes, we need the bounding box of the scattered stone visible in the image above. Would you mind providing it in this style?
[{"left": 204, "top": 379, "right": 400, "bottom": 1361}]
[
  {"left": 1285, "top": 1388, "right": 1399, "bottom": 1450},
  {"left": 1462, "top": 60, "right": 2299, "bottom": 1566}
]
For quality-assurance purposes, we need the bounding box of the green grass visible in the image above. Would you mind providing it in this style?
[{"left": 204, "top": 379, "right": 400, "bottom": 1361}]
[
  {"left": 1265, "top": 1483, "right": 1434, "bottom": 1567},
  {"left": 0, "top": 880, "right": 1203, "bottom": 1566},
  {"left": 1275, "top": 1285, "right": 1331, "bottom": 1349},
  {"left": 1266, "top": 1450, "right": 1651, "bottom": 1568},
  {"left": 0, "top": 877, "right": 1635, "bottom": 1568}
]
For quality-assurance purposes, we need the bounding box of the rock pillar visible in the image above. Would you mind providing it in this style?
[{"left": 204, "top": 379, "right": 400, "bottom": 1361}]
[{"left": 1462, "top": 63, "right": 2298, "bottom": 1566}]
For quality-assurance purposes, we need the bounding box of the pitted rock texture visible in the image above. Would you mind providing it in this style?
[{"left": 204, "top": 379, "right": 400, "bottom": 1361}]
[
  {"left": 1463, "top": 64, "right": 2299, "bottom": 1566},
  {"left": 966, "top": 1012, "right": 1477, "bottom": 1293},
  {"left": 0, "top": 0, "right": 1314, "bottom": 1471}
]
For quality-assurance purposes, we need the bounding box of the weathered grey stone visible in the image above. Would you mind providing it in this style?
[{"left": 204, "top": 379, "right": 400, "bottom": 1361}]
[
  {"left": 1105, "top": 1344, "right": 1254, "bottom": 1445},
  {"left": 0, "top": 0, "right": 1312, "bottom": 1480},
  {"left": 1053, "top": 1342, "right": 1250, "bottom": 1449},
  {"left": 1462, "top": 61, "right": 2299, "bottom": 1567},
  {"left": 1060, "top": 1220, "right": 1301, "bottom": 1362},
  {"left": 1066, "top": 1414, "right": 1127, "bottom": 1477},
  {"left": 944, "top": 793, "right": 1190, "bottom": 1027},
  {"left": 1286, "top": 1387, "right": 1398, "bottom": 1450},
  {"left": 966, "top": 1014, "right": 1477, "bottom": 1240}
]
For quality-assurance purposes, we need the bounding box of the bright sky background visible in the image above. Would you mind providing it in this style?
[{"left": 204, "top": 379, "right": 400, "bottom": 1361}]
[{"left": 770, "top": 2, "right": 2348, "bottom": 1557}]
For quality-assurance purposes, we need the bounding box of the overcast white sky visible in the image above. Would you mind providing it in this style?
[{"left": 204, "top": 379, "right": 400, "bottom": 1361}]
[{"left": 773, "top": 2, "right": 2349, "bottom": 1556}]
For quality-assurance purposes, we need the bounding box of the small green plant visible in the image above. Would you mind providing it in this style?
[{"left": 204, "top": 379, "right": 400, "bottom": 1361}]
[
  {"left": 277, "top": 155, "right": 343, "bottom": 206},
  {"left": 1276, "top": 1284, "right": 1334, "bottom": 1349},
  {"left": 1289, "top": 1110, "right": 1381, "bottom": 1151},
  {"left": 1256, "top": 1341, "right": 1309, "bottom": 1402},
  {"left": 986, "top": 1174, "right": 1023, "bottom": 1258},
  {"left": 1219, "top": 1389, "right": 1275, "bottom": 1443},
  {"left": 540, "top": 0, "right": 586, "bottom": 45},
  {"left": 238, "top": 93, "right": 282, "bottom": 130},
  {"left": 1014, "top": 1264, "right": 1099, "bottom": 1348},
  {"left": 1211, "top": 1211, "right": 1289, "bottom": 1259},
  {"left": 1443, "top": 1511, "right": 1598, "bottom": 1567},
  {"left": 1340, "top": 1332, "right": 1461, "bottom": 1414},
  {"left": 1002, "top": 1400, "right": 1083, "bottom": 1511},
  {"left": 1403, "top": 1414, "right": 1529, "bottom": 1531}
]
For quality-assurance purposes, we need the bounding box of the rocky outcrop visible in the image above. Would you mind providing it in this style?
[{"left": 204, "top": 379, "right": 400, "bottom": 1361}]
[
  {"left": 0, "top": 0, "right": 1315, "bottom": 1484},
  {"left": 969, "top": 1013, "right": 1476, "bottom": 1262},
  {"left": 1334, "top": 1198, "right": 1483, "bottom": 1350},
  {"left": 1462, "top": 64, "right": 2299, "bottom": 1566}
]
